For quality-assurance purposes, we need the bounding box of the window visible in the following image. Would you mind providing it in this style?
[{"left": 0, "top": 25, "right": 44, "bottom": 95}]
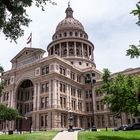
[
  {"left": 86, "top": 63, "right": 89, "bottom": 66},
  {"left": 75, "top": 32, "right": 78, "bottom": 36},
  {"left": 41, "top": 98, "right": 45, "bottom": 108},
  {"left": 64, "top": 32, "right": 67, "bottom": 37},
  {"left": 86, "top": 91, "right": 88, "bottom": 98},
  {"left": 70, "top": 71, "right": 75, "bottom": 80},
  {"left": 69, "top": 32, "right": 73, "bottom": 36},
  {"left": 96, "top": 101, "right": 100, "bottom": 111},
  {"left": 71, "top": 87, "right": 76, "bottom": 96},
  {"left": 71, "top": 61, "right": 73, "bottom": 65},
  {"left": 41, "top": 116, "right": 44, "bottom": 127},
  {"left": 60, "top": 66, "right": 66, "bottom": 76},
  {"left": 60, "top": 82, "right": 66, "bottom": 93},
  {"left": 45, "top": 115, "right": 48, "bottom": 126},
  {"left": 42, "top": 65, "right": 49, "bottom": 75},
  {"left": 41, "top": 82, "right": 49, "bottom": 93},
  {"left": 86, "top": 103, "right": 89, "bottom": 112}
]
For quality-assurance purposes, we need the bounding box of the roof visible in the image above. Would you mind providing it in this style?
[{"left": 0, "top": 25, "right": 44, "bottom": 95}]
[{"left": 10, "top": 47, "right": 46, "bottom": 63}]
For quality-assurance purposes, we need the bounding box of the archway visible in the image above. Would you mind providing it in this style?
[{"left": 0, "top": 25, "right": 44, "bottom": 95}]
[{"left": 16, "top": 79, "right": 34, "bottom": 132}]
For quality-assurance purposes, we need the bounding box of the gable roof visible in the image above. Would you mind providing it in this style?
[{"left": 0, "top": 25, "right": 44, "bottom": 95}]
[{"left": 10, "top": 47, "right": 46, "bottom": 63}]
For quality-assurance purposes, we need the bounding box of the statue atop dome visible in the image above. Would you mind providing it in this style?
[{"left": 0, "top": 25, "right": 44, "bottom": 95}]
[{"left": 65, "top": 1, "right": 73, "bottom": 18}]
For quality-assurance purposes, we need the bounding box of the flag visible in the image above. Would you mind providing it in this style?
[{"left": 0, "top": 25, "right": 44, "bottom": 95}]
[{"left": 26, "top": 33, "right": 32, "bottom": 46}]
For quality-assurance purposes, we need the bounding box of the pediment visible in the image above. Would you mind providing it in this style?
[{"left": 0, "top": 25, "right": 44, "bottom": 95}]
[{"left": 11, "top": 47, "right": 45, "bottom": 63}]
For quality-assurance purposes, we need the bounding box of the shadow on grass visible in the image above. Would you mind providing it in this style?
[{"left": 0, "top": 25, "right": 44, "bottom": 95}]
[{"left": 89, "top": 136, "right": 140, "bottom": 140}]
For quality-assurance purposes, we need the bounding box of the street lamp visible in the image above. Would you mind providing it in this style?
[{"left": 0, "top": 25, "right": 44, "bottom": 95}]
[{"left": 85, "top": 72, "right": 96, "bottom": 127}]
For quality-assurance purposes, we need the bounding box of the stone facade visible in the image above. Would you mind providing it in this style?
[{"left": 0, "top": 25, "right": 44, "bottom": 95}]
[{"left": 0, "top": 5, "right": 140, "bottom": 131}]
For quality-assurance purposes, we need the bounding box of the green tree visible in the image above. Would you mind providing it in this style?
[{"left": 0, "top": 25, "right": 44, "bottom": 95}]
[
  {"left": 0, "top": 0, "right": 56, "bottom": 42},
  {"left": 96, "top": 69, "right": 140, "bottom": 124},
  {"left": 0, "top": 104, "right": 22, "bottom": 131},
  {"left": 0, "top": 65, "right": 4, "bottom": 97},
  {"left": 126, "top": 1, "right": 140, "bottom": 58}
]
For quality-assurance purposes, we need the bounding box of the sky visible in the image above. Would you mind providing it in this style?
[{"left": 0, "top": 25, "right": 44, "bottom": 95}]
[{"left": 0, "top": 0, "right": 140, "bottom": 73}]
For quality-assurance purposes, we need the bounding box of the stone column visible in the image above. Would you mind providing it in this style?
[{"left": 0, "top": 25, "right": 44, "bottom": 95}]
[
  {"left": 57, "top": 81, "right": 60, "bottom": 108},
  {"left": 69, "top": 85, "right": 72, "bottom": 110},
  {"left": 66, "top": 84, "right": 69, "bottom": 109},
  {"left": 67, "top": 42, "right": 69, "bottom": 57},
  {"left": 87, "top": 45, "right": 89, "bottom": 58},
  {"left": 33, "top": 83, "right": 37, "bottom": 111},
  {"left": 36, "top": 113, "right": 40, "bottom": 131},
  {"left": 74, "top": 41, "right": 76, "bottom": 57},
  {"left": 49, "top": 80, "right": 52, "bottom": 108},
  {"left": 37, "top": 83, "right": 40, "bottom": 111},
  {"left": 91, "top": 46, "right": 94, "bottom": 61},
  {"left": 82, "top": 43, "right": 84, "bottom": 58},
  {"left": 59, "top": 43, "right": 61, "bottom": 57},
  {"left": 53, "top": 79, "right": 57, "bottom": 108},
  {"left": 53, "top": 46, "right": 55, "bottom": 55}
]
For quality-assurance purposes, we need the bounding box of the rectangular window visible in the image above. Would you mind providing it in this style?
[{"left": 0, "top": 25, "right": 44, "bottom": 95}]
[
  {"left": 60, "top": 66, "right": 66, "bottom": 75},
  {"left": 41, "top": 116, "right": 44, "bottom": 127},
  {"left": 42, "top": 65, "right": 49, "bottom": 75},
  {"left": 41, "top": 98, "right": 45, "bottom": 109}
]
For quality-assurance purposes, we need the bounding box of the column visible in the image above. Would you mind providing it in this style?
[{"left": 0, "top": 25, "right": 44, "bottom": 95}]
[
  {"left": 53, "top": 46, "right": 55, "bottom": 55},
  {"left": 33, "top": 83, "right": 37, "bottom": 111},
  {"left": 76, "top": 89, "right": 78, "bottom": 111},
  {"left": 49, "top": 80, "right": 52, "bottom": 108},
  {"left": 66, "top": 84, "right": 69, "bottom": 109},
  {"left": 91, "top": 46, "right": 94, "bottom": 61},
  {"left": 67, "top": 42, "right": 69, "bottom": 56},
  {"left": 53, "top": 79, "right": 57, "bottom": 108},
  {"left": 87, "top": 45, "right": 89, "bottom": 58},
  {"left": 37, "top": 83, "right": 40, "bottom": 110},
  {"left": 69, "top": 85, "right": 71, "bottom": 110},
  {"left": 59, "top": 43, "right": 61, "bottom": 57},
  {"left": 36, "top": 114, "right": 40, "bottom": 131},
  {"left": 82, "top": 43, "right": 84, "bottom": 58},
  {"left": 74, "top": 41, "right": 76, "bottom": 57},
  {"left": 57, "top": 81, "right": 60, "bottom": 108}
]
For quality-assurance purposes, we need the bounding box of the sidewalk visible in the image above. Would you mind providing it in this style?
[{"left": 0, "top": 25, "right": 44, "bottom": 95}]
[{"left": 52, "top": 131, "right": 78, "bottom": 140}]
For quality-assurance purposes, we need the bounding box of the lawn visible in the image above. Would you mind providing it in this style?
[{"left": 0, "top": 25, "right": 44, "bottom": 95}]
[
  {"left": 78, "top": 130, "right": 140, "bottom": 140},
  {"left": 0, "top": 131, "right": 58, "bottom": 140}
]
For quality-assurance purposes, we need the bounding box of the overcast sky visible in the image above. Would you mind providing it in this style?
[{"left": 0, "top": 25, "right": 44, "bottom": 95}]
[{"left": 0, "top": 0, "right": 140, "bottom": 73}]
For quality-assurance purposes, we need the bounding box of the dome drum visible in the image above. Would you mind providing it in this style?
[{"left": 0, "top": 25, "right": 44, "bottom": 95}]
[
  {"left": 48, "top": 41, "right": 94, "bottom": 61},
  {"left": 52, "top": 30, "right": 88, "bottom": 41}
]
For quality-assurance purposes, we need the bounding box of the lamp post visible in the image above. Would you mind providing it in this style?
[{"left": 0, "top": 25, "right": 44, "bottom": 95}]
[
  {"left": 85, "top": 71, "right": 96, "bottom": 128},
  {"left": 90, "top": 72, "right": 96, "bottom": 127}
]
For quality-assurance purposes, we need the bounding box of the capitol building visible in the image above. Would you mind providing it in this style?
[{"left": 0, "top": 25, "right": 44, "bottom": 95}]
[{"left": 1, "top": 5, "right": 140, "bottom": 131}]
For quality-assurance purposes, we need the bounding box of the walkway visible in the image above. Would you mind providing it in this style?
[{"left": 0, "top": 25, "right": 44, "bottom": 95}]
[{"left": 52, "top": 131, "right": 78, "bottom": 140}]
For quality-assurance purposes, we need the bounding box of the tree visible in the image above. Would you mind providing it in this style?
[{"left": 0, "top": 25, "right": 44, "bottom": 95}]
[
  {"left": 0, "top": 104, "right": 22, "bottom": 131},
  {"left": 0, "top": 0, "right": 56, "bottom": 42},
  {"left": 0, "top": 65, "right": 4, "bottom": 97},
  {"left": 96, "top": 69, "right": 140, "bottom": 124},
  {"left": 126, "top": 43, "right": 140, "bottom": 58},
  {"left": 126, "top": 1, "right": 140, "bottom": 58}
]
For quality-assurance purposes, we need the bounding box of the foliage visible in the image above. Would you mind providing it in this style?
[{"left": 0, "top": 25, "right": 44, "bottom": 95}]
[
  {"left": 0, "top": 65, "right": 4, "bottom": 97},
  {"left": 0, "top": 0, "right": 56, "bottom": 42},
  {"left": 126, "top": 1, "right": 140, "bottom": 58},
  {"left": 131, "top": 1, "right": 140, "bottom": 26},
  {"left": 0, "top": 104, "right": 22, "bottom": 122},
  {"left": 126, "top": 44, "right": 140, "bottom": 58},
  {"left": 78, "top": 130, "right": 140, "bottom": 140},
  {"left": 96, "top": 69, "right": 140, "bottom": 116}
]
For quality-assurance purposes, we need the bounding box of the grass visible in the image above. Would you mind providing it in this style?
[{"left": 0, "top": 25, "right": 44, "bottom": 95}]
[
  {"left": 78, "top": 129, "right": 140, "bottom": 140},
  {"left": 0, "top": 131, "right": 58, "bottom": 140}
]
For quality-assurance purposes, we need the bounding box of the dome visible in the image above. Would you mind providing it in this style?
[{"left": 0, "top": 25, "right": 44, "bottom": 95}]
[{"left": 55, "top": 5, "right": 85, "bottom": 32}]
